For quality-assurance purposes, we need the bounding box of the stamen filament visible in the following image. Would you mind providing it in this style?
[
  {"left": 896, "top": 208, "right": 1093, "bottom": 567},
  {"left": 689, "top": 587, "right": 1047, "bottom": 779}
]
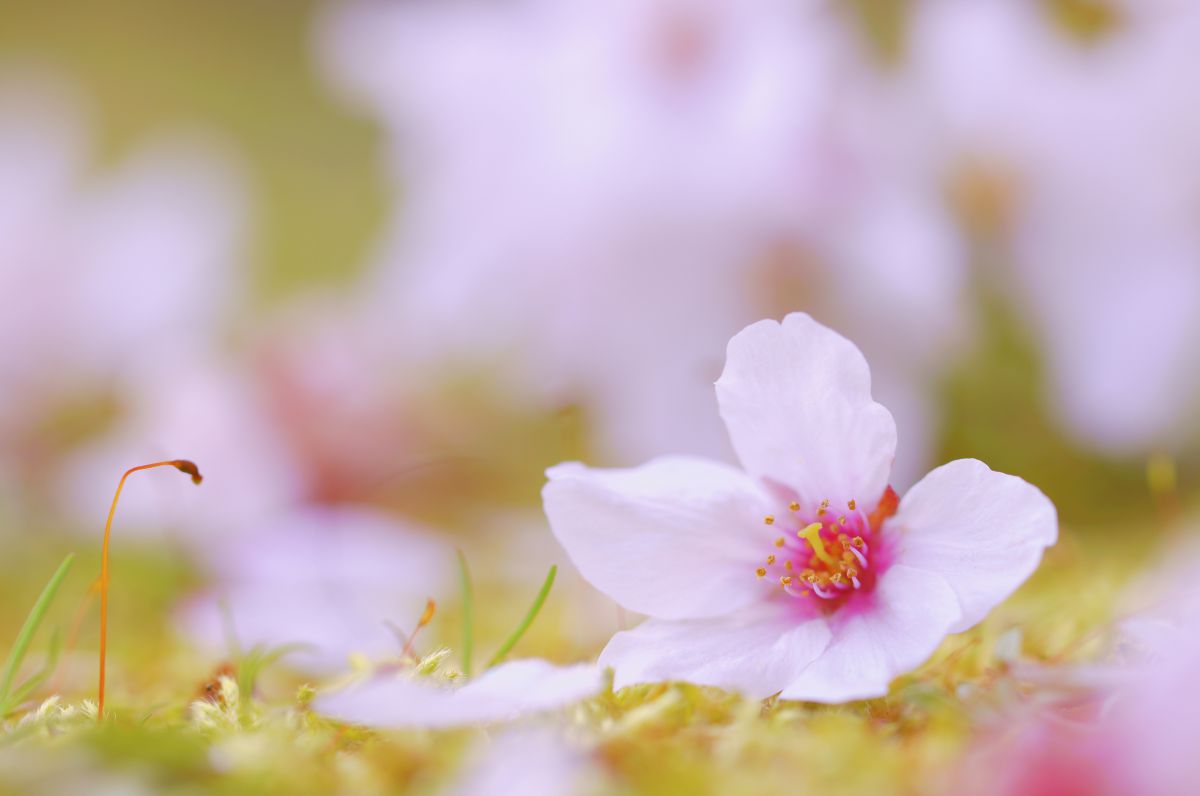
[
  {"left": 812, "top": 584, "right": 835, "bottom": 600},
  {"left": 783, "top": 583, "right": 808, "bottom": 598}
]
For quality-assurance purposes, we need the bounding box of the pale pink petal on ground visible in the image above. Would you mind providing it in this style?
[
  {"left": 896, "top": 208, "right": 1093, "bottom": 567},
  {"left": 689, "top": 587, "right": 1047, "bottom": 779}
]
[{"left": 314, "top": 660, "right": 602, "bottom": 728}]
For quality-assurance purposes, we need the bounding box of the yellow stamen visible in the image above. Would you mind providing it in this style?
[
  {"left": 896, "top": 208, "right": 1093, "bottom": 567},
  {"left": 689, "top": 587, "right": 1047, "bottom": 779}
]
[
  {"left": 764, "top": 515, "right": 775, "bottom": 525},
  {"left": 798, "top": 522, "right": 837, "bottom": 567},
  {"left": 774, "top": 537, "right": 785, "bottom": 548},
  {"left": 848, "top": 499, "right": 857, "bottom": 511},
  {"left": 766, "top": 554, "right": 776, "bottom": 565},
  {"left": 788, "top": 501, "right": 800, "bottom": 512},
  {"left": 756, "top": 567, "right": 767, "bottom": 578}
]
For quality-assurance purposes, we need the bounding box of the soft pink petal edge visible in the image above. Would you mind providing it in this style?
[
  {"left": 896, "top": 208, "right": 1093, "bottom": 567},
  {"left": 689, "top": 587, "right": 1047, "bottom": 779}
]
[
  {"left": 888, "top": 458, "right": 1058, "bottom": 633},
  {"left": 715, "top": 313, "right": 897, "bottom": 513},
  {"left": 543, "top": 456, "right": 775, "bottom": 620}
]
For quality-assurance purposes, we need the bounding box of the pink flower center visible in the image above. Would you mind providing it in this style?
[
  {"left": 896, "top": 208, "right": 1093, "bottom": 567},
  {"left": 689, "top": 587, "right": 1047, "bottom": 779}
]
[{"left": 755, "top": 488, "right": 898, "bottom": 611}]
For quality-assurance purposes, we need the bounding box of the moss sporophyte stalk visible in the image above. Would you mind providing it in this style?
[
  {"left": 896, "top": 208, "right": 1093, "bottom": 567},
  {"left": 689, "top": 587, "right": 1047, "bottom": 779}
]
[{"left": 97, "top": 460, "right": 203, "bottom": 720}]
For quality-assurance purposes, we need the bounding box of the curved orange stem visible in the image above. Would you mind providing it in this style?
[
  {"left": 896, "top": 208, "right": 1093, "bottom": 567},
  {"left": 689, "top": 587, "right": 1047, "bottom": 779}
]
[
  {"left": 98, "top": 459, "right": 202, "bottom": 720},
  {"left": 400, "top": 599, "right": 436, "bottom": 660}
]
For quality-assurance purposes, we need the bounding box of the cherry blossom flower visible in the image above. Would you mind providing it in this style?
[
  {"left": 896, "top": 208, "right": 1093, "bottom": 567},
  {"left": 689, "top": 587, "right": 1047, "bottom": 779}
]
[
  {"left": 313, "top": 659, "right": 602, "bottom": 728},
  {"left": 544, "top": 313, "right": 1057, "bottom": 702}
]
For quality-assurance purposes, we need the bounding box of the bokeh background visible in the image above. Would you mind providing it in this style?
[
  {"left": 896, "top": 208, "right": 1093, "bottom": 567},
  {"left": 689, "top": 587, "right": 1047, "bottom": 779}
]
[{"left": 1, "top": 0, "right": 1198, "bottom": 790}]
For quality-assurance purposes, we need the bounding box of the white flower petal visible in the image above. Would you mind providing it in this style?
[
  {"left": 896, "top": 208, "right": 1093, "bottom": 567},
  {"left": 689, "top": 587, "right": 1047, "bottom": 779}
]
[
  {"left": 599, "top": 605, "right": 831, "bottom": 699},
  {"left": 544, "top": 456, "right": 774, "bottom": 620},
  {"left": 779, "top": 565, "right": 961, "bottom": 703},
  {"left": 716, "top": 313, "right": 897, "bottom": 513},
  {"left": 452, "top": 660, "right": 602, "bottom": 714},
  {"left": 889, "top": 459, "right": 1057, "bottom": 633},
  {"left": 314, "top": 660, "right": 602, "bottom": 729}
]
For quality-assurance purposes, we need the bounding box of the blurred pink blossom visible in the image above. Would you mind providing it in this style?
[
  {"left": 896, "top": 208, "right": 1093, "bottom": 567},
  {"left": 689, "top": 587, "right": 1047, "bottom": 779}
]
[
  {"left": 960, "top": 562, "right": 1200, "bottom": 796},
  {"left": 449, "top": 727, "right": 600, "bottom": 796},
  {"left": 910, "top": 0, "right": 1200, "bottom": 453},
  {"left": 0, "top": 72, "right": 248, "bottom": 487},
  {"left": 182, "top": 504, "right": 453, "bottom": 672},
  {"left": 57, "top": 358, "right": 304, "bottom": 542},
  {"left": 317, "top": 0, "right": 840, "bottom": 464}
]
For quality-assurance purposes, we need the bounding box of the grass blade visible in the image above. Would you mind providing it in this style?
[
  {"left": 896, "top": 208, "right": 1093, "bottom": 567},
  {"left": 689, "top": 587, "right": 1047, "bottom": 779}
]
[
  {"left": 457, "top": 550, "right": 474, "bottom": 678},
  {"left": 486, "top": 565, "right": 557, "bottom": 670},
  {"left": 236, "top": 642, "right": 311, "bottom": 724},
  {"left": 8, "top": 628, "right": 63, "bottom": 708},
  {"left": 0, "top": 553, "right": 75, "bottom": 711},
  {"left": 237, "top": 642, "right": 311, "bottom": 699}
]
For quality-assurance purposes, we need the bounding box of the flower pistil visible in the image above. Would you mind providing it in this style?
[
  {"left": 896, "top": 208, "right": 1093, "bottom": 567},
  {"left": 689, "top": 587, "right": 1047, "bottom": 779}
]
[{"left": 755, "top": 490, "right": 899, "bottom": 606}]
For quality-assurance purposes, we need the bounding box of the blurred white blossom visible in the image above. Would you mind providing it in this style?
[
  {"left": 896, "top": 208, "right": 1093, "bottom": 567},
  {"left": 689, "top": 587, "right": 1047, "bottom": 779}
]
[{"left": 0, "top": 71, "right": 248, "bottom": 495}]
